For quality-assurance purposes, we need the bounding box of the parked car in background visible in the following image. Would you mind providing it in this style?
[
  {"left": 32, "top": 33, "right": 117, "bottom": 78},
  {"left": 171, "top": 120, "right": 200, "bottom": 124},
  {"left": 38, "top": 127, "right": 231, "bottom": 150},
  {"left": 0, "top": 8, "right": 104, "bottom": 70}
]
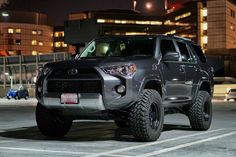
[
  {"left": 6, "top": 84, "right": 29, "bottom": 100},
  {"left": 225, "top": 88, "right": 236, "bottom": 101}
]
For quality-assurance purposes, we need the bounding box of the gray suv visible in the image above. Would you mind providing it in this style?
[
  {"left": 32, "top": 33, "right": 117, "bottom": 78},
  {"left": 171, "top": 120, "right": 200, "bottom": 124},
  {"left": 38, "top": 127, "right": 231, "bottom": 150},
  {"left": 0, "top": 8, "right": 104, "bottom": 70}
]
[{"left": 35, "top": 35, "right": 214, "bottom": 141}]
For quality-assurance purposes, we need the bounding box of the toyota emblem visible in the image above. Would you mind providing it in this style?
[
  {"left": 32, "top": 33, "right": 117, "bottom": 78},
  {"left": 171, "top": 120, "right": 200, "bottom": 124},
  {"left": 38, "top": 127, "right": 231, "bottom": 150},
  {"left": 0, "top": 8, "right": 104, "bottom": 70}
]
[{"left": 68, "top": 68, "right": 78, "bottom": 76}]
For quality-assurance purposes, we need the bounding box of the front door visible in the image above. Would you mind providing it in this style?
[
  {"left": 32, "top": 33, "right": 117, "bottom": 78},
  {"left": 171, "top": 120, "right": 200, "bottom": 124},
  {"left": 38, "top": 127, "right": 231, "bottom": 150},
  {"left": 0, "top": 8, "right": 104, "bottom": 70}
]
[{"left": 160, "top": 39, "right": 188, "bottom": 103}]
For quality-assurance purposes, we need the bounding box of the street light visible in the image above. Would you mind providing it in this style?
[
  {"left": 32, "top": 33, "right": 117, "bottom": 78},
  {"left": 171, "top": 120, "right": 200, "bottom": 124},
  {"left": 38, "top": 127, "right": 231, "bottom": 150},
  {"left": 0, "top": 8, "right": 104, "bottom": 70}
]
[
  {"left": 145, "top": 2, "right": 153, "bottom": 10},
  {"left": 4, "top": 72, "right": 13, "bottom": 89}
]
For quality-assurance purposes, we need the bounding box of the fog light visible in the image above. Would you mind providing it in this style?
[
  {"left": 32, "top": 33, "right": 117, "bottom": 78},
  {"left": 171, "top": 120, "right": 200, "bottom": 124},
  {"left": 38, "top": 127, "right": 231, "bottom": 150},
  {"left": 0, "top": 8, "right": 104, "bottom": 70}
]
[{"left": 116, "top": 85, "right": 126, "bottom": 94}]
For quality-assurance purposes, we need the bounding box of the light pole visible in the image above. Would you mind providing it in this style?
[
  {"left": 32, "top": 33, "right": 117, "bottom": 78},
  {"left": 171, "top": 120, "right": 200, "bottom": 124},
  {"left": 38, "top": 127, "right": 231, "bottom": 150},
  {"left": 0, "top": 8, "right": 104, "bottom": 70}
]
[{"left": 5, "top": 72, "right": 13, "bottom": 89}]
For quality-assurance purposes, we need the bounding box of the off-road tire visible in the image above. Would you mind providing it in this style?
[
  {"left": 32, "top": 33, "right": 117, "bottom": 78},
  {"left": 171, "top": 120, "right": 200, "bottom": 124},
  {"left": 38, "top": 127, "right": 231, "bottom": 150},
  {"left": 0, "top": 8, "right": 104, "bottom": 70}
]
[
  {"left": 114, "top": 119, "right": 129, "bottom": 128},
  {"left": 188, "top": 91, "right": 212, "bottom": 130},
  {"left": 36, "top": 103, "right": 72, "bottom": 138},
  {"left": 129, "top": 89, "right": 164, "bottom": 142}
]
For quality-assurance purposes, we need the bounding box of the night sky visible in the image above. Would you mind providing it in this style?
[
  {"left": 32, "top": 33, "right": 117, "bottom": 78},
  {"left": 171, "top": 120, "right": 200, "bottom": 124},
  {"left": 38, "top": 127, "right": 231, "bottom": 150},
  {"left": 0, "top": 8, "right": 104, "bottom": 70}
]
[{"left": 6, "top": 0, "right": 189, "bottom": 25}]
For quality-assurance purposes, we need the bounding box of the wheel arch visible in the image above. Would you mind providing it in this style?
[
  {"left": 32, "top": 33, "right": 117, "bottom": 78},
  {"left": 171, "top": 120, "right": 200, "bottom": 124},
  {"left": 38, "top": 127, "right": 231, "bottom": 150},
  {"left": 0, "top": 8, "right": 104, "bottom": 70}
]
[
  {"left": 139, "top": 78, "right": 163, "bottom": 97},
  {"left": 199, "top": 81, "right": 212, "bottom": 96}
]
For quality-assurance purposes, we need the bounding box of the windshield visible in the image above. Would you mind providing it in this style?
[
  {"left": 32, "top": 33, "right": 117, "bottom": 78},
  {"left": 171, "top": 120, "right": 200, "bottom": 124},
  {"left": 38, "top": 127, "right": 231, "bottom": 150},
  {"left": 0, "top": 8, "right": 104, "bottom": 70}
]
[{"left": 76, "top": 37, "right": 156, "bottom": 59}]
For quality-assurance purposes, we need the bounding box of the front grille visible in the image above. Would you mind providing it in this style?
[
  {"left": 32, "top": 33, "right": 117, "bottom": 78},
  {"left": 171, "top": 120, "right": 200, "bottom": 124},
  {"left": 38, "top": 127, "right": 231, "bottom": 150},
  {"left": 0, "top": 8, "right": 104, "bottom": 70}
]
[
  {"left": 49, "top": 68, "right": 99, "bottom": 79},
  {"left": 47, "top": 80, "right": 102, "bottom": 93}
]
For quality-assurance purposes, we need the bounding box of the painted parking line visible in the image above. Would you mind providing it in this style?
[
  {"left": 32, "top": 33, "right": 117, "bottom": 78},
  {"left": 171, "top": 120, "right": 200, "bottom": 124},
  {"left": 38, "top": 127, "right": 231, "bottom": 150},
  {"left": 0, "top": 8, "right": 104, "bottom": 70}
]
[
  {"left": 0, "top": 146, "right": 132, "bottom": 157},
  {"left": 137, "top": 130, "right": 236, "bottom": 157},
  {"left": 0, "top": 140, "right": 14, "bottom": 144},
  {"left": 85, "top": 128, "right": 227, "bottom": 157}
]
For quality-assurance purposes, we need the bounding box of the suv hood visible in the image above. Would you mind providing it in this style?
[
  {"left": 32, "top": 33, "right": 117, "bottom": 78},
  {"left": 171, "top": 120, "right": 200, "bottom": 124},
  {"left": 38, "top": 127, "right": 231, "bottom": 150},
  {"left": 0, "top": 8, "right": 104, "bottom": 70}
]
[{"left": 45, "top": 56, "right": 153, "bottom": 69}]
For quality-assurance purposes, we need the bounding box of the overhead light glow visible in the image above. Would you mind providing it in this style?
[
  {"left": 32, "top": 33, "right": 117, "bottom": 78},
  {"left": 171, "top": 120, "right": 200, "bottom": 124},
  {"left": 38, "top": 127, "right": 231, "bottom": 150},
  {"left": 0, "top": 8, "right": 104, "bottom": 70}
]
[
  {"left": 146, "top": 2, "right": 153, "bottom": 10},
  {"left": 1, "top": 12, "right": 9, "bottom": 17}
]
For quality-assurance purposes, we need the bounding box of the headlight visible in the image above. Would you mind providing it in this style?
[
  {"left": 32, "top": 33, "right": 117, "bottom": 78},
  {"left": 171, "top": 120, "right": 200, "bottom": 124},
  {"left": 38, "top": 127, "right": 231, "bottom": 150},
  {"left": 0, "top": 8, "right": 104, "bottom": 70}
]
[{"left": 101, "top": 63, "right": 136, "bottom": 77}]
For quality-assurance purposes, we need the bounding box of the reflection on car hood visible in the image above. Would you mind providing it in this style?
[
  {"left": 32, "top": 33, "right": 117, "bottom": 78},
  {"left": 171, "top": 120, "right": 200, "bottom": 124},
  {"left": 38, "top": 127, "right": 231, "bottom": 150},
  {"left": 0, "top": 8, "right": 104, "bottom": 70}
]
[{"left": 45, "top": 56, "right": 152, "bottom": 69}]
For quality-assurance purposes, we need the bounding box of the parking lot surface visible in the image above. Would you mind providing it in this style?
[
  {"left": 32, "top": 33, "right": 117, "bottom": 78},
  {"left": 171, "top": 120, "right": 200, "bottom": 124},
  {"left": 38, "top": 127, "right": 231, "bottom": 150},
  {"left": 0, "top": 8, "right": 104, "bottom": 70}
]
[{"left": 0, "top": 98, "right": 235, "bottom": 157}]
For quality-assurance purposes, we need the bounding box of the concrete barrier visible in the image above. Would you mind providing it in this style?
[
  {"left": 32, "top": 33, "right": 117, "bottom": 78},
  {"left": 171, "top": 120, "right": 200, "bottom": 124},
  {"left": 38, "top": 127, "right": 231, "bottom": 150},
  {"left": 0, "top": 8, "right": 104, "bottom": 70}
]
[{"left": 214, "top": 84, "right": 236, "bottom": 97}]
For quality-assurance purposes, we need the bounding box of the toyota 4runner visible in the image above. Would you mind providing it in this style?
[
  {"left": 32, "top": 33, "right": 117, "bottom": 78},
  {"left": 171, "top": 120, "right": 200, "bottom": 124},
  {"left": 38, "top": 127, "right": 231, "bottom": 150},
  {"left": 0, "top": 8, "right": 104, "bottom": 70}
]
[{"left": 35, "top": 35, "right": 214, "bottom": 141}]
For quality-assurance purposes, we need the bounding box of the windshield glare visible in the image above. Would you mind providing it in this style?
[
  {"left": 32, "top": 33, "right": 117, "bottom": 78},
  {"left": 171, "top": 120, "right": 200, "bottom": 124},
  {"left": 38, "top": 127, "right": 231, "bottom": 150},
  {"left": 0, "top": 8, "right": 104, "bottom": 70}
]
[{"left": 77, "top": 37, "right": 156, "bottom": 58}]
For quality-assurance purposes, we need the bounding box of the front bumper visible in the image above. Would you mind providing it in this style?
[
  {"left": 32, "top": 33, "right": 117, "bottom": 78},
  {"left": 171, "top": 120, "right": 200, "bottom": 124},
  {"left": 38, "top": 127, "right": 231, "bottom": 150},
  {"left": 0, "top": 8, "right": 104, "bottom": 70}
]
[
  {"left": 42, "top": 93, "right": 105, "bottom": 113},
  {"left": 36, "top": 67, "right": 139, "bottom": 112}
]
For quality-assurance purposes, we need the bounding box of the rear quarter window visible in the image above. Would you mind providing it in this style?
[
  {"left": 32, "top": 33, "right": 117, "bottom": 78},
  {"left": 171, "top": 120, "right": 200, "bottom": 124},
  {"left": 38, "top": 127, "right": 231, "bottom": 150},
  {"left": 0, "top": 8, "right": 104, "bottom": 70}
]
[{"left": 191, "top": 44, "right": 207, "bottom": 63}]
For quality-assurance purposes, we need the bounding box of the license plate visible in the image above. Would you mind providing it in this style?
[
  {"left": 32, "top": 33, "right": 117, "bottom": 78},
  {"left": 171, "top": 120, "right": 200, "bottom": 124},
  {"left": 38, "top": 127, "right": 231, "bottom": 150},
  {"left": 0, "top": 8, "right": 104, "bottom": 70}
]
[{"left": 61, "top": 93, "right": 78, "bottom": 104}]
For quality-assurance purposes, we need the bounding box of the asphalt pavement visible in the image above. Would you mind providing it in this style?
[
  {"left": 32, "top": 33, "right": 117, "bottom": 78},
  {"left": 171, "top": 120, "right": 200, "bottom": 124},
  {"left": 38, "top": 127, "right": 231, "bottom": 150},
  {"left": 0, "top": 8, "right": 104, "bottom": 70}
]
[{"left": 0, "top": 98, "right": 235, "bottom": 157}]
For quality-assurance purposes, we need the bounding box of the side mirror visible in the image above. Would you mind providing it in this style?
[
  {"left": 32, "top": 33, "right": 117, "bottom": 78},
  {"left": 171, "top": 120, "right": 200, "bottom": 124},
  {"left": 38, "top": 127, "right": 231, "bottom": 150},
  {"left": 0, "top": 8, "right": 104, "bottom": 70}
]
[{"left": 162, "top": 51, "right": 180, "bottom": 62}]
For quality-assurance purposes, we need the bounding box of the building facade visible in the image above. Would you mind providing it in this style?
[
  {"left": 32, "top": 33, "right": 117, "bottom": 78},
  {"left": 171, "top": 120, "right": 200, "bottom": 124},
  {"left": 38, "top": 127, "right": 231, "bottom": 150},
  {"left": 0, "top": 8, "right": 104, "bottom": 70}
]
[
  {"left": 0, "top": 10, "right": 54, "bottom": 56},
  {"left": 64, "top": 3, "right": 200, "bottom": 49},
  {"left": 53, "top": 26, "right": 75, "bottom": 53},
  {"left": 206, "top": 0, "right": 236, "bottom": 54}
]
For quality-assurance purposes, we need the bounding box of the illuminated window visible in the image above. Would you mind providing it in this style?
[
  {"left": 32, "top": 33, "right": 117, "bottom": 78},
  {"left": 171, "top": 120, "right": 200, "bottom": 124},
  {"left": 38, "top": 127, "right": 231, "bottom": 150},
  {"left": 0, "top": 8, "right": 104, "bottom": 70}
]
[
  {"left": 15, "top": 39, "right": 21, "bottom": 45},
  {"left": 32, "top": 40, "right": 37, "bottom": 45},
  {"left": 202, "top": 22, "right": 208, "bottom": 30},
  {"left": 32, "top": 30, "right": 37, "bottom": 35},
  {"left": 96, "top": 18, "right": 162, "bottom": 26},
  {"left": 202, "top": 8, "right": 207, "bottom": 17},
  {"left": 15, "top": 29, "right": 21, "bottom": 34},
  {"left": 54, "top": 31, "right": 64, "bottom": 37},
  {"left": 8, "top": 28, "right": 14, "bottom": 34},
  {"left": 175, "top": 12, "right": 191, "bottom": 21},
  {"left": 164, "top": 30, "right": 176, "bottom": 35},
  {"left": 38, "top": 41, "right": 43, "bottom": 46},
  {"left": 125, "top": 32, "right": 147, "bottom": 35},
  {"left": 55, "top": 42, "right": 62, "bottom": 47},
  {"left": 63, "top": 43, "right": 67, "bottom": 47},
  {"left": 230, "top": 24, "right": 235, "bottom": 31},
  {"left": 97, "top": 19, "right": 105, "bottom": 23},
  {"left": 32, "top": 51, "right": 38, "bottom": 55},
  {"left": 55, "top": 42, "right": 67, "bottom": 47},
  {"left": 202, "top": 36, "right": 208, "bottom": 44},
  {"left": 8, "top": 50, "right": 15, "bottom": 55},
  {"left": 164, "top": 20, "right": 189, "bottom": 26},
  {"left": 38, "top": 30, "right": 43, "bottom": 35}
]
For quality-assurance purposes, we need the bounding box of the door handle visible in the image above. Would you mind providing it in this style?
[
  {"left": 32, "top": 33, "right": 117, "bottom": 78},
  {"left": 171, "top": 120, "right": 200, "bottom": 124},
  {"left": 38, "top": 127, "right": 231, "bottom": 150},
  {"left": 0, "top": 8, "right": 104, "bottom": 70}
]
[{"left": 179, "top": 67, "right": 185, "bottom": 73}]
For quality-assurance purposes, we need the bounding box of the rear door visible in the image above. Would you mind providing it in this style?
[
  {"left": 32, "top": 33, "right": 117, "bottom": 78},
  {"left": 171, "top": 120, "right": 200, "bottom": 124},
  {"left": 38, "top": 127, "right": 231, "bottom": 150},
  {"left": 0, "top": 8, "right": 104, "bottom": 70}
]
[
  {"left": 175, "top": 40, "right": 201, "bottom": 101},
  {"left": 160, "top": 38, "right": 188, "bottom": 103}
]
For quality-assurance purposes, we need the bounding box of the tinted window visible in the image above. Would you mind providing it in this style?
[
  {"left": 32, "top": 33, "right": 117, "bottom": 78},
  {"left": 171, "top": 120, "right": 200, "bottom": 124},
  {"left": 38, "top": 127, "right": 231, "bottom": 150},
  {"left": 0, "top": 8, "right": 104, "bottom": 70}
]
[
  {"left": 191, "top": 44, "right": 207, "bottom": 63},
  {"left": 177, "top": 42, "right": 192, "bottom": 62},
  {"left": 78, "top": 37, "right": 156, "bottom": 58},
  {"left": 160, "top": 39, "right": 176, "bottom": 56}
]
